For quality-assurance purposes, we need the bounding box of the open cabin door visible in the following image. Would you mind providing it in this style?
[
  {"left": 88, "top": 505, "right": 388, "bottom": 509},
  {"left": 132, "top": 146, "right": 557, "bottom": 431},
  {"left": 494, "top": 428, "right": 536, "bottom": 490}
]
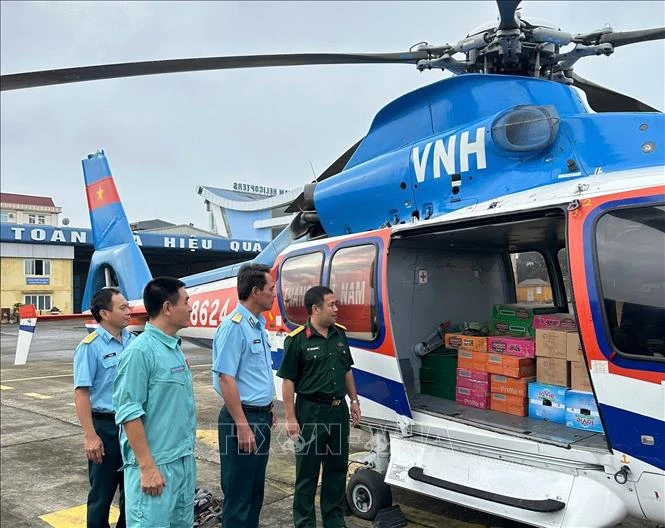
[{"left": 567, "top": 186, "right": 665, "bottom": 478}]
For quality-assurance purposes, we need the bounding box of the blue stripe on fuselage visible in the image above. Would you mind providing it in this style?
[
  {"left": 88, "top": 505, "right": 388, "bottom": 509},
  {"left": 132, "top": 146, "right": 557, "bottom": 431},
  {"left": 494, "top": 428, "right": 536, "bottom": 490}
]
[{"left": 598, "top": 403, "right": 665, "bottom": 470}]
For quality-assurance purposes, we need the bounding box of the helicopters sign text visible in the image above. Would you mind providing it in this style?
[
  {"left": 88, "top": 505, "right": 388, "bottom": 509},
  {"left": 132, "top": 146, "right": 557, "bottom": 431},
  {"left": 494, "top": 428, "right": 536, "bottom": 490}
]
[{"left": 412, "top": 127, "right": 487, "bottom": 183}]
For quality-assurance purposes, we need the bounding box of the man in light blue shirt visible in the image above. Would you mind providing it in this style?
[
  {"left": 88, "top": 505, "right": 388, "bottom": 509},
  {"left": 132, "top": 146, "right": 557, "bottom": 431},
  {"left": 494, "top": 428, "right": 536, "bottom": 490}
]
[
  {"left": 212, "top": 263, "right": 277, "bottom": 528},
  {"left": 73, "top": 286, "right": 133, "bottom": 528},
  {"left": 113, "top": 277, "right": 195, "bottom": 527}
]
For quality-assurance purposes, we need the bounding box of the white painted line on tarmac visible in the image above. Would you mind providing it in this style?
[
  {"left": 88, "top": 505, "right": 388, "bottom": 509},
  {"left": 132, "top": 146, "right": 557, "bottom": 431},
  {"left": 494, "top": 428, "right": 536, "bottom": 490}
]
[
  {"left": 24, "top": 392, "right": 53, "bottom": 399},
  {"left": 1, "top": 373, "right": 72, "bottom": 383},
  {"left": 0, "top": 384, "right": 14, "bottom": 390}
]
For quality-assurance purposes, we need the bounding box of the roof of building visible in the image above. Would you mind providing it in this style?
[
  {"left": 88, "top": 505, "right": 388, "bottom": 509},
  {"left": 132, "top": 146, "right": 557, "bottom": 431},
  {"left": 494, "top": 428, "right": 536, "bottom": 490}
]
[
  {"left": 129, "top": 219, "right": 176, "bottom": 231},
  {"left": 0, "top": 192, "right": 56, "bottom": 207},
  {"left": 202, "top": 187, "right": 265, "bottom": 202},
  {"left": 517, "top": 278, "right": 551, "bottom": 286}
]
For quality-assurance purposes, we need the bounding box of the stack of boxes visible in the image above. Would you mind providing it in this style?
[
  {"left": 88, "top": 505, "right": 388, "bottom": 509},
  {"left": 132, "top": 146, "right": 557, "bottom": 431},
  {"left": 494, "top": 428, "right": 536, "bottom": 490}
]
[
  {"left": 418, "top": 305, "right": 604, "bottom": 434},
  {"left": 445, "top": 334, "right": 490, "bottom": 408}
]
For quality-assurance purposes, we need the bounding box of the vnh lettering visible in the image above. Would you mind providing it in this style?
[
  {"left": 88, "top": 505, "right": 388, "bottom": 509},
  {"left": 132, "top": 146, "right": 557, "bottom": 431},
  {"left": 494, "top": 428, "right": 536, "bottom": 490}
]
[{"left": 411, "top": 127, "right": 487, "bottom": 184}]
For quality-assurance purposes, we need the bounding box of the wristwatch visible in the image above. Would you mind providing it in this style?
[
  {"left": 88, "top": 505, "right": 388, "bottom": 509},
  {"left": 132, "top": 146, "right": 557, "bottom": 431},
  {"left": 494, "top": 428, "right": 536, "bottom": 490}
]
[{"left": 350, "top": 399, "right": 360, "bottom": 405}]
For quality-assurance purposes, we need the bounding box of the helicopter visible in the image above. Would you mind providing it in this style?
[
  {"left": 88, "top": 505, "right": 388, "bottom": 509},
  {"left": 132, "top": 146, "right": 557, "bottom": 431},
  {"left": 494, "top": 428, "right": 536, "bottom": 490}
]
[{"left": 5, "top": 1, "right": 665, "bottom": 526}]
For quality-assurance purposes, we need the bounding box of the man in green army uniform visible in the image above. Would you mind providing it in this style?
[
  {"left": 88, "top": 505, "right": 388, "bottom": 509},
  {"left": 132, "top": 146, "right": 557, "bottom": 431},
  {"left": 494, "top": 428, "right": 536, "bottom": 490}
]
[{"left": 277, "top": 286, "right": 361, "bottom": 528}]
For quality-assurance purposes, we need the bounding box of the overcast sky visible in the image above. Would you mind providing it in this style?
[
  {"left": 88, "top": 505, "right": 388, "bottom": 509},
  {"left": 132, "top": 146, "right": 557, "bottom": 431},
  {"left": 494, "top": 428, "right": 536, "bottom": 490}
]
[{"left": 1, "top": 1, "right": 664, "bottom": 231}]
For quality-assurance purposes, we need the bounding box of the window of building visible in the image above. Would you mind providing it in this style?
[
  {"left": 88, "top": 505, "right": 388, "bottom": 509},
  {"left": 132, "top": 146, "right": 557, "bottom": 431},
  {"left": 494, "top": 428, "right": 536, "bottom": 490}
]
[
  {"left": 595, "top": 205, "right": 665, "bottom": 360},
  {"left": 28, "top": 214, "right": 36, "bottom": 224},
  {"left": 24, "top": 259, "right": 51, "bottom": 276},
  {"left": 280, "top": 252, "right": 324, "bottom": 325},
  {"left": 24, "top": 294, "right": 52, "bottom": 312},
  {"left": 329, "top": 244, "right": 378, "bottom": 340},
  {"left": 0, "top": 211, "right": 8, "bottom": 223},
  {"left": 510, "top": 251, "right": 553, "bottom": 304},
  {"left": 37, "top": 215, "right": 46, "bottom": 224}
]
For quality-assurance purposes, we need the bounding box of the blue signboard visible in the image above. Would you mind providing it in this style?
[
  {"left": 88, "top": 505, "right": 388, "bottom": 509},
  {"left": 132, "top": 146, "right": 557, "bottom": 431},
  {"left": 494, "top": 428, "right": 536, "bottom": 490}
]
[
  {"left": 0, "top": 224, "right": 265, "bottom": 254},
  {"left": 26, "top": 277, "right": 50, "bottom": 285}
]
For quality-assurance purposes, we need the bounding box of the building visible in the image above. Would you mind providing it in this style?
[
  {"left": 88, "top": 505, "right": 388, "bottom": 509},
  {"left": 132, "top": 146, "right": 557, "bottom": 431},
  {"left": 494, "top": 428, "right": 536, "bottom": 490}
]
[
  {"left": 0, "top": 193, "right": 71, "bottom": 315},
  {"left": 197, "top": 183, "right": 300, "bottom": 241},
  {"left": 516, "top": 278, "right": 553, "bottom": 303},
  {"left": 1, "top": 193, "right": 267, "bottom": 317}
]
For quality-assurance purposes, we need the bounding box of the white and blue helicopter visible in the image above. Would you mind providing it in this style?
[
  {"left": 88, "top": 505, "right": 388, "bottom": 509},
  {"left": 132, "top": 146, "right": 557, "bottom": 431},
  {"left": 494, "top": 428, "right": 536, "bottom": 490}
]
[{"left": 4, "top": 1, "right": 664, "bottom": 526}]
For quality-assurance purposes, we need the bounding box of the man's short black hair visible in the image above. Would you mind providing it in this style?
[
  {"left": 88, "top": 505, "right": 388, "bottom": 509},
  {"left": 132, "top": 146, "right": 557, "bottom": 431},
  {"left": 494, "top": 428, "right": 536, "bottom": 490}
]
[
  {"left": 143, "top": 277, "right": 186, "bottom": 318},
  {"left": 90, "top": 287, "right": 122, "bottom": 323},
  {"left": 237, "top": 263, "right": 271, "bottom": 301},
  {"left": 305, "top": 286, "right": 334, "bottom": 315}
]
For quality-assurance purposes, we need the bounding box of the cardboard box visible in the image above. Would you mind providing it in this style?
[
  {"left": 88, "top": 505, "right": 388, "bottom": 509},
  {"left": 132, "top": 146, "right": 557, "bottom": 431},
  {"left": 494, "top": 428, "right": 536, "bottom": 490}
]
[
  {"left": 456, "top": 386, "right": 490, "bottom": 409},
  {"left": 528, "top": 382, "right": 568, "bottom": 424},
  {"left": 536, "top": 357, "right": 570, "bottom": 387},
  {"left": 565, "top": 390, "right": 603, "bottom": 433},
  {"left": 534, "top": 313, "right": 578, "bottom": 332},
  {"left": 488, "top": 336, "right": 535, "bottom": 358},
  {"left": 490, "top": 393, "right": 529, "bottom": 416},
  {"left": 570, "top": 361, "right": 592, "bottom": 392},
  {"left": 566, "top": 333, "right": 584, "bottom": 362},
  {"left": 535, "top": 329, "right": 569, "bottom": 360},
  {"left": 491, "top": 374, "right": 536, "bottom": 397},
  {"left": 457, "top": 350, "right": 489, "bottom": 372},
  {"left": 487, "top": 354, "right": 536, "bottom": 378},
  {"left": 491, "top": 320, "right": 534, "bottom": 338},
  {"left": 492, "top": 304, "right": 558, "bottom": 322},
  {"left": 444, "top": 333, "right": 488, "bottom": 353}
]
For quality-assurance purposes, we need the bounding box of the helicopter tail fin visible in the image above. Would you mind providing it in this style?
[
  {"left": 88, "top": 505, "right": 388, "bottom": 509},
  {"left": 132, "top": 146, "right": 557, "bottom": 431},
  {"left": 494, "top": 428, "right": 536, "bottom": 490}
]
[{"left": 81, "top": 150, "right": 152, "bottom": 310}]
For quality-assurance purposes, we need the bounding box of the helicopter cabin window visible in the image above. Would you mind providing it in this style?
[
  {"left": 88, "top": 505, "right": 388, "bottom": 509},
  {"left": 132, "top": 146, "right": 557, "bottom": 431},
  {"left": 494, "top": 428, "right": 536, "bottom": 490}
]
[
  {"left": 280, "top": 252, "right": 323, "bottom": 326},
  {"left": 329, "top": 244, "right": 378, "bottom": 341},
  {"left": 595, "top": 205, "right": 665, "bottom": 360},
  {"left": 510, "top": 251, "right": 553, "bottom": 305}
]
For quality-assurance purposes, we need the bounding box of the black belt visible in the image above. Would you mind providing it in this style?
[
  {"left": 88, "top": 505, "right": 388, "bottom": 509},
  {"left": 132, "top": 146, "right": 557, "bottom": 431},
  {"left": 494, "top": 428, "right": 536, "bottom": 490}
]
[
  {"left": 299, "top": 393, "right": 345, "bottom": 407},
  {"left": 241, "top": 403, "right": 274, "bottom": 413},
  {"left": 92, "top": 411, "right": 116, "bottom": 421}
]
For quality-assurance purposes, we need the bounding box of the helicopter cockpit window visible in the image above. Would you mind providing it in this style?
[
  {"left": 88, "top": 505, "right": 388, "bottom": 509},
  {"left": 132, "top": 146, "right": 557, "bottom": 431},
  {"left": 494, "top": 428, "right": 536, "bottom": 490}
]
[
  {"left": 595, "top": 205, "right": 665, "bottom": 360},
  {"left": 280, "top": 252, "right": 324, "bottom": 327},
  {"left": 510, "top": 251, "right": 554, "bottom": 305},
  {"left": 329, "top": 244, "right": 378, "bottom": 341}
]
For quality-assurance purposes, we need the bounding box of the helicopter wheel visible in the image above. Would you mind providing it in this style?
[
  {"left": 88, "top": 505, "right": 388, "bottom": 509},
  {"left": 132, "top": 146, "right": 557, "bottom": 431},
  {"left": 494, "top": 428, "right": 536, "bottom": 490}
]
[{"left": 346, "top": 468, "right": 393, "bottom": 521}]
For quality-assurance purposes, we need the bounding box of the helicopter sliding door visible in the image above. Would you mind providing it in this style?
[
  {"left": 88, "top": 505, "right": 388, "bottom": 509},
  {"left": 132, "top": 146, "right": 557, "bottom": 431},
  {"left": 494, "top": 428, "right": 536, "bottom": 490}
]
[{"left": 567, "top": 185, "right": 665, "bottom": 518}]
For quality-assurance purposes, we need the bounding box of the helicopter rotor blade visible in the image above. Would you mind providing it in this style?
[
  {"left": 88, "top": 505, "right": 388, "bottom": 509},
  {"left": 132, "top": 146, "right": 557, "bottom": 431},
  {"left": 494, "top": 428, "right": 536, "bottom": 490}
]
[
  {"left": 0, "top": 51, "right": 431, "bottom": 92},
  {"left": 571, "top": 72, "right": 660, "bottom": 113},
  {"left": 600, "top": 27, "right": 665, "bottom": 48},
  {"left": 285, "top": 138, "right": 363, "bottom": 214},
  {"left": 496, "top": 0, "right": 522, "bottom": 30}
]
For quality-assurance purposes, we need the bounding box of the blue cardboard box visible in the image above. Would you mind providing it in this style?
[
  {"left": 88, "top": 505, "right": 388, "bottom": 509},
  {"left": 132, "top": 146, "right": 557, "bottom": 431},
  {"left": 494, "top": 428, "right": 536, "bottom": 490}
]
[
  {"left": 565, "top": 390, "right": 604, "bottom": 433},
  {"left": 528, "top": 382, "right": 568, "bottom": 424}
]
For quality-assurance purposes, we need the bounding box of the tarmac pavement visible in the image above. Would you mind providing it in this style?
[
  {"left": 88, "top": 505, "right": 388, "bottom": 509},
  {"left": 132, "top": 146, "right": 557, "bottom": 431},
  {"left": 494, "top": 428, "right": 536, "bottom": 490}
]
[{"left": 0, "top": 320, "right": 657, "bottom": 528}]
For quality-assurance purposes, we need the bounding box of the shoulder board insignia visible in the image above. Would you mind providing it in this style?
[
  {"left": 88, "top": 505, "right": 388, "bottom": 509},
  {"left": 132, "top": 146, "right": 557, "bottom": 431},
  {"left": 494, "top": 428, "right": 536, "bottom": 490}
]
[
  {"left": 288, "top": 326, "right": 305, "bottom": 337},
  {"left": 82, "top": 331, "right": 98, "bottom": 344},
  {"left": 231, "top": 313, "right": 243, "bottom": 324},
  {"left": 335, "top": 323, "right": 347, "bottom": 331}
]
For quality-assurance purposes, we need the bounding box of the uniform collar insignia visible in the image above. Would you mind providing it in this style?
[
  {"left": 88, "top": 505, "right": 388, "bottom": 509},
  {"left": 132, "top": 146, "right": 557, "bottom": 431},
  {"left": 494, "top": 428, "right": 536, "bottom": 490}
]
[{"left": 305, "top": 327, "right": 312, "bottom": 339}]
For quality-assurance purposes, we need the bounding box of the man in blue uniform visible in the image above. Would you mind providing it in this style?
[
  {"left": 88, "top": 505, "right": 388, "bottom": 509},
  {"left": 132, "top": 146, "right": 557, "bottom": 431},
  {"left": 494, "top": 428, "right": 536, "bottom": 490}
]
[
  {"left": 212, "top": 263, "right": 277, "bottom": 528},
  {"left": 277, "top": 286, "right": 361, "bottom": 528},
  {"left": 113, "top": 277, "right": 196, "bottom": 527},
  {"left": 73, "top": 287, "right": 133, "bottom": 528}
]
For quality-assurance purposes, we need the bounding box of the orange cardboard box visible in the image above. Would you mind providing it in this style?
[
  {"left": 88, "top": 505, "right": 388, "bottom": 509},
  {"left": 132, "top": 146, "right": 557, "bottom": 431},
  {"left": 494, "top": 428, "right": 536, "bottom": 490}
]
[
  {"left": 490, "top": 393, "right": 529, "bottom": 416},
  {"left": 490, "top": 374, "right": 536, "bottom": 397},
  {"left": 570, "top": 361, "right": 592, "bottom": 391},
  {"left": 445, "top": 333, "right": 488, "bottom": 353},
  {"left": 457, "top": 350, "right": 490, "bottom": 372},
  {"left": 486, "top": 354, "right": 536, "bottom": 378}
]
